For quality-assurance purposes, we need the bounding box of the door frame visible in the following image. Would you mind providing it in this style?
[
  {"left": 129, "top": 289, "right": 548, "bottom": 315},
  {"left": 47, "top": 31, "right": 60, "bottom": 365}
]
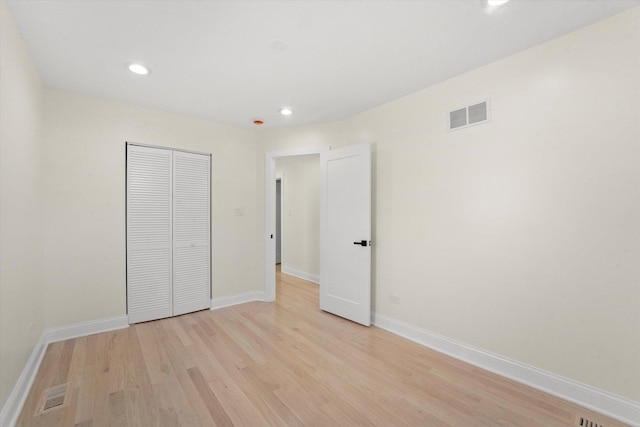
[
  {"left": 275, "top": 173, "right": 283, "bottom": 265},
  {"left": 264, "top": 147, "right": 326, "bottom": 301}
]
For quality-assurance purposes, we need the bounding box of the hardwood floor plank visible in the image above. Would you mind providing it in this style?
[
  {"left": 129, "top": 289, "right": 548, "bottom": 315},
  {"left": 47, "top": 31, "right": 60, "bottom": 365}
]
[
  {"left": 124, "top": 326, "right": 158, "bottom": 427},
  {"left": 89, "top": 333, "right": 112, "bottom": 427},
  {"left": 107, "top": 390, "right": 127, "bottom": 427},
  {"left": 107, "top": 330, "right": 129, "bottom": 395},
  {"left": 137, "top": 321, "right": 173, "bottom": 386},
  {"left": 169, "top": 316, "right": 194, "bottom": 348},
  {"left": 73, "top": 334, "right": 97, "bottom": 426},
  {"left": 187, "top": 367, "right": 233, "bottom": 427},
  {"left": 190, "top": 324, "right": 302, "bottom": 426},
  {"left": 236, "top": 366, "right": 305, "bottom": 426},
  {"left": 162, "top": 327, "right": 215, "bottom": 426},
  {"left": 17, "top": 269, "right": 631, "bottom": 426}
]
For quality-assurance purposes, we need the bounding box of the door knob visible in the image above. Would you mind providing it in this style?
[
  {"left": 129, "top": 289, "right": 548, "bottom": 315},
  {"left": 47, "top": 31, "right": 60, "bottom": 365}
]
[{"left": 353, "top": 240, "right": 367, "bottom": 246}]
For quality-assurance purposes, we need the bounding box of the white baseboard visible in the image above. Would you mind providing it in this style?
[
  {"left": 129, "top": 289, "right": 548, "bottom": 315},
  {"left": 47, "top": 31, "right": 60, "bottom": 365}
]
[
  {"left": 281, "top": 266, "right": 319, "bottom": 284},
  {"left": 211, "top": 291, "right": 268, "bottom": 310},
  {"left": 46, "top": 315, "right": 129, "bottom": 343},
  {"left": 0, "top": 315, "right": 129, "bottom": 427},
  {"left": 0, "top": 333, "right": 48, "bottom": 427},
  {"left": 372, "top": 313, "right": 640, "bottom": 427}
]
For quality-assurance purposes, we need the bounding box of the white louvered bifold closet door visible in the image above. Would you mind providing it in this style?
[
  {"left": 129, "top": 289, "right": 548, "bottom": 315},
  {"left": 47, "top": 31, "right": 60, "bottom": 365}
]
[
  {"left": 172, "top": 151, "right": 211, "bottom": 316},
  {"left": 127, "top": 145, "right": 174, "bottom": 323},
  {"left": 127, "top": 145, "right": 211, "bottom": 324}
]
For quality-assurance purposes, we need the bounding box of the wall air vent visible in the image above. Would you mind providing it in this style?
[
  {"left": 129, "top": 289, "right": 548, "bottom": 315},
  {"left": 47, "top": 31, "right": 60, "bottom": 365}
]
[{"left": 448, "top": 100, "right": 490, "bottom": 131}]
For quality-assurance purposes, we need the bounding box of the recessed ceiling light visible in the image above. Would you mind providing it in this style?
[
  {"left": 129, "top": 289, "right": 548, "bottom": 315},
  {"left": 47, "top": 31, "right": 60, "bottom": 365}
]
[
  {"left": 487, "top": 0, "right": 510, "bottom": 6},
  {"left": 128, "top": 63, "right": 150, "bottom": 75},
  {"left": 279, "top": 108, "right": 293, "bottom": 116}
]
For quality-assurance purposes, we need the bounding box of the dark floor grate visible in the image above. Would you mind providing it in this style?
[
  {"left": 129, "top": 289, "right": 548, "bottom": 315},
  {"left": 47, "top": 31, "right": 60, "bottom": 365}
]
[{"left": 577, "top": 416, "right": 604, "bottom": 427}]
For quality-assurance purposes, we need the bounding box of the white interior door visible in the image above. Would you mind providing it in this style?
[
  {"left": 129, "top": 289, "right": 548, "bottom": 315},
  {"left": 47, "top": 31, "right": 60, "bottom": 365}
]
[
  {"left": 320, "top": 143, "right": 371, "bottom": 326},
  {"left": 127, "top": 145, "right": 174, "bottom": 324},
  {"left": 172, "top": 150, "right": 211, "bottom": 316}
]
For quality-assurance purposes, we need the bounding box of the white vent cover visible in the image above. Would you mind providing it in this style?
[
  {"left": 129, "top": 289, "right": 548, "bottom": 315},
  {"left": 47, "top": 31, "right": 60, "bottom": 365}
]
[
  {"left": 35, "top": 383, "right": 70, "bottom": 415},
  {"left": 448, "top": 100, "right": 490, "bottom": 131}
]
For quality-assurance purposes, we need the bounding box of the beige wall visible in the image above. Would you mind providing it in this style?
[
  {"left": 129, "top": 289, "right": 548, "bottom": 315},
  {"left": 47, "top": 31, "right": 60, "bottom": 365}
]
[
  {"left": 259, "top": 121, "right": 347, "bottom": 154},
  {"left": 276, "top": 155, "right": 320, "bottom": 278},
  {"left": 0, "top": 1, "right": 45, "bottom": 409},
  {"left": 258, "top": 8, "right": 640, "bottom": 401},
  {"left": 41, "top": 89, "right": 260, "bottom": 328}
]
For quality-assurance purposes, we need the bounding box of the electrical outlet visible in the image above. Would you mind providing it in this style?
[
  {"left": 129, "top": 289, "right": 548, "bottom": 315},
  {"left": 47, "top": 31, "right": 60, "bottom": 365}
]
[{"left": 389, "top": 294, "right": 400, "bottom": 304}]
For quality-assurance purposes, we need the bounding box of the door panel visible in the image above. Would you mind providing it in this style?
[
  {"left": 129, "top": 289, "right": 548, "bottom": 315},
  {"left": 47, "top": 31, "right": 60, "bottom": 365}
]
[
  {"left": 320, "top": 143, "right": 371, "bottom": 326},
  {"left": 173, "top": 150, "right": 211, "bottom": 316},
  {"left": 127, "top": 145, "right": 173, "bottom": 323}
]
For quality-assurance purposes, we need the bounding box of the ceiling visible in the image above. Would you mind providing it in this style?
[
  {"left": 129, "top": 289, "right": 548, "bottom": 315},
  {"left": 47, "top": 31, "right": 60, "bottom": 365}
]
[{"left": 6, "top": 0, "right": 639, "bottom": 129}]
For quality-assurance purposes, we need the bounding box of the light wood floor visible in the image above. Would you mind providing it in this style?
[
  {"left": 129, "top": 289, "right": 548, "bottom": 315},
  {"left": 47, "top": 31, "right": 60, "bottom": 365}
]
[{"left": 18, "top": 269, "right": 627, "bottom": 426}]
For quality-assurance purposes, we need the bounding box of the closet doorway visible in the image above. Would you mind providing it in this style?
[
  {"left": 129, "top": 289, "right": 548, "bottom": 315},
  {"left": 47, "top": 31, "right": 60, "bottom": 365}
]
[{"left": 126, "top": 143, "right": 211, "bottom": 324}]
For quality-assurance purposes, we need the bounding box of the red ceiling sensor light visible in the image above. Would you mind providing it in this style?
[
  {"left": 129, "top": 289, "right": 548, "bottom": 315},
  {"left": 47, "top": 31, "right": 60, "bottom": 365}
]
[{"left": 253, "top": 119, "right": 264, "bottom": 126}]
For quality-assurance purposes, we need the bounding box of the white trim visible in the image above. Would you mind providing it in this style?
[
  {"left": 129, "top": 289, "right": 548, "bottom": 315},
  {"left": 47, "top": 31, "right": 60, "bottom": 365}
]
[
  {"left": 265, "top": 153, "right": 277, "bottom": 302},
  {"left": 372, "top": 313, "right": 640, "bottom": 427},
  {"left": 126, "top": 141, "right": 211, "bottom": 157},
  {"left": 0, "top": 315, "right": 129, "bottom": 427},
  {"left": 275, "top": 173, "right": 283, "bottom": 265},
  {"left": 281, "top": 266, "right": 320, "bottom": 284},
  {"left": 211, "top": 291, "right": 268, "bottom": 310},
  {"left": 0, "top": 333, "right": 47, "bottom": 427},
  {"left": 47, "top": 315, "right": 129, "bottom": 343}
]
